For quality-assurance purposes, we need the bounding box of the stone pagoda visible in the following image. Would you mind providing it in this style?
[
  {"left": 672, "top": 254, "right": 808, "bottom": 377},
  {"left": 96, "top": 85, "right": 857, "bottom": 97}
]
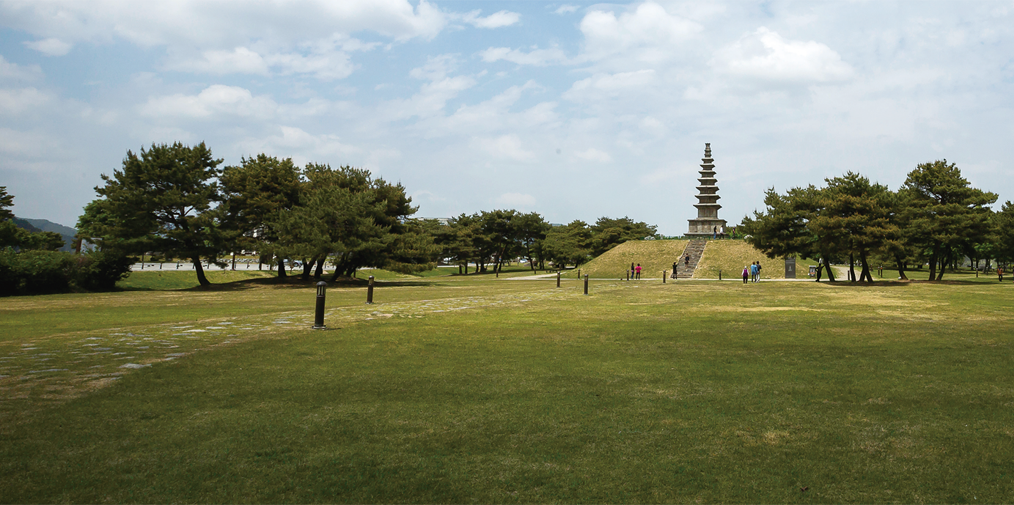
[{"left": 686, "top": 142, "right": 727, "bottom": 237}]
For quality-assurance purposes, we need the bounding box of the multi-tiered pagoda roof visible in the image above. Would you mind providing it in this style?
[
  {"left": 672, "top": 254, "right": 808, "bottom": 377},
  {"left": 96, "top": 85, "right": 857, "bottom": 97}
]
[{"left": 686, "top": 143, "right": 727, "bottom": 237}]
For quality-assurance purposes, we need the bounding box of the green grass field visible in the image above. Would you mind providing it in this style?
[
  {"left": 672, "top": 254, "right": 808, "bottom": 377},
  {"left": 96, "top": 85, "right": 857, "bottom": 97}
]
[{"left": 2, "top": 269, "right": 1013, "bottom": 503}]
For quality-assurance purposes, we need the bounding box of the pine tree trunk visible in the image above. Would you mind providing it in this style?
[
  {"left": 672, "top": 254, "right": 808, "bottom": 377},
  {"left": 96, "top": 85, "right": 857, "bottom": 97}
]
[
  {"left": 928, "top": 250, "right": 937, "bottom": 280},
  {"left": 314, "top": 256, "right": 324, "bottom": 279},
  {"left": 277, "top": 255, "right": 287, "bottom": 278},
  {"left": 301, "top": 258, "right": 313, "bottom": 280},
  {"left": 894, "top": 255, "right": 908, "bottom": 280},
  {"left": 192, "top": 256, "right": 210, "bottom": 287},
  {"left": 859, "top": 252, "right": 872, "bottom": 282}
]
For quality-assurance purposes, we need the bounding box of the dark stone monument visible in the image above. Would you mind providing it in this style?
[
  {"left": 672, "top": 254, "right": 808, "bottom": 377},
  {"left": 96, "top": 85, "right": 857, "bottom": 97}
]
[{"left": 785, "top": 257, "right": 796, "bottom": 279}]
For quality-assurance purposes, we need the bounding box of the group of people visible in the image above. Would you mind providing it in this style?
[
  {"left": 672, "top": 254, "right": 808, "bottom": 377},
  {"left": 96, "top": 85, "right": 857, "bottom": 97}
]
[
  {"left": 629, "top": 256, "right": 763, "bottom": 282},
  {"left": 743, "top": 261, "right": 762, "bottom": 283}
]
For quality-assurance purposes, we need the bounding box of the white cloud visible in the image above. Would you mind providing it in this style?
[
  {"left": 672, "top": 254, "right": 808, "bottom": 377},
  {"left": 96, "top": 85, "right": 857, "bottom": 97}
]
[
  {"left": 164, "top": 34, "right": 376, "bottom": 80},
  {"left": 266, "top": 126, "right": 355, "bottom": 153},
  {"left": 409, "top": 54, "right": 459, "bottom": 81},
  {"left": 428, "top": 81, "right": 560, "bottom": 137},
  {"left": 495, "top": 192, "right": 536, "bottom": 207},
  {"left": 382, "top": 75, "right": 476, "bottom": 121},
  {"left": 639, "top": 116, "right": 666, "bottom": 136},
  {"left": 638, "top": 167, "right": 678, "bottom": 186},
  {"left": 574, "top": 148, "right": 612, "bottom": 163},
  {"left": 0, "top": 87, "right": 52, "bottom": 115},
  {"left": 23, "top": 38, "right": 72, "bottom": 56},
  {"left": 579, "top": 2, "right": 702, "bottom": 63},
  {"left": 554, "top": 5, "right": 579, "bottom": 15},
  {"left": 381, "top": 55, "right": 476, "bottom": 120},
  {"left": 460, "top": 10, "right": 521, "bottom": 29},
  {"left": 0, "top": 56, "right": 43, "bottom": 81},
  {"left": 140, "top": 85, "right": 279, "bottom": 119},
  {"left": 265, "top": 51, "right": 356, "bottom": 81},
  {"left": 476, "top": 134, "right": 535, "bottom": 162},
  {"left": 233, "top": 126, "right": 359, "bottom": 166},
  {"left": 166, "top": 47, "right": 269, "bottom": 76},
  {"left": 0, "top": 127, "right": 62, "bottom": 157},
  {"left": 480, "top": 46, "right": 568, "bottom": 66},
  {"left": 563, "top": 70, "right": 657, "bottom": 102},
  {"left": 1, "top": 0, "right": 448, "bottom": 47},
  {"left": 712, "top": 27, "right": 854, "bottom": 84}
]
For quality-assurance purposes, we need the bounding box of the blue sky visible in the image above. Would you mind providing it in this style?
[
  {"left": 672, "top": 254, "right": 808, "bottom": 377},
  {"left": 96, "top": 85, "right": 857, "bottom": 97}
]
[{"left": 2, "top": 0, "right": 1012, "bottom": 235}]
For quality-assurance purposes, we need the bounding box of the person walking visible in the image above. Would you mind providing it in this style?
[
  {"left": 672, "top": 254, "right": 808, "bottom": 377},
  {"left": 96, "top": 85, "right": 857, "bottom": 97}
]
[
  {"left": 999, "top": 266, "right": 1004, "bottom": 282},
  {"left": 684, "top": 254, "right": 690, "bottom": 269},
  {"left": 742, "top": 265, "right": 749, "bottom": 284},
  {"left": 631, "top": 262, "right": 635, "bottom": 280},
  {"left": 672, "top": 261, "right": 678, "bottom": 279},
  {"left": 756, "top": 261, "right": 762, "bottom": 282},
  {"left": 635, "top": 263, "right": 642, "bottom": 280},
  {"left": 750, "top": 262, "right": 758, "bottom": 282}
]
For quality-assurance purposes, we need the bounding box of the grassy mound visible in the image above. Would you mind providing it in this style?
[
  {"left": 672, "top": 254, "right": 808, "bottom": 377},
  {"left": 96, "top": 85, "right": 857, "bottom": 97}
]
[
  {"left": 694, "top": 240, "right": 817, "bottom": 279},
  {"left": 580, "top": 239, "right": 688, "bottom": 279}
]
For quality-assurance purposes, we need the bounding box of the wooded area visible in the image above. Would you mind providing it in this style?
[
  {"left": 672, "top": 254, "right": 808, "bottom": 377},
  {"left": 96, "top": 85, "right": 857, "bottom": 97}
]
[
  {"left": 1, "top": 142, "right": 656, "bottom": 291},
  {"left": 741, "top": 161, "right": 1014, "bottom": 281}
]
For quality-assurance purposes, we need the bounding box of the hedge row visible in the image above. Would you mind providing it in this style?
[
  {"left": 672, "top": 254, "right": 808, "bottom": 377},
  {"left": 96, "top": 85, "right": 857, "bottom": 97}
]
[{"left": 0, "top": 250, "right": 133, "bottom": 296}]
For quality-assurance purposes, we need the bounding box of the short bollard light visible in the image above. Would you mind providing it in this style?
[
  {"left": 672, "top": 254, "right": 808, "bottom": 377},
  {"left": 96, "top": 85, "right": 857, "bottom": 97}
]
[
  {"left": 719, "top": 269, "right": 722, "bottom": 281},
  {"left": 663, "top": 270, "right": 666, "bottom": 283},
  {"left": 366, "top": 275, "right": 375, "bottom": 304},
  {"left": 313, "top": 281, "right": 327, "bottom": 330},
  {"left": 583, "top": 274, "right": 589, "bottom": 295},
  {"left": 557, "top": 271, "right": 561, "bottom": 288}
]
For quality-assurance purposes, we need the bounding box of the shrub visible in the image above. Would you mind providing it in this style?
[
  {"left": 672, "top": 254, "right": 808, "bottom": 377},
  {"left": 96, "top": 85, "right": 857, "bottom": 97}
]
[
  {"left": 0, "top": 249, "right": 132, "bottom": 296},
  {"left": 0, "top": 249, "right": 75, "bottom": 295},
  {"left": 75, "top": 250, "right": 133, "bottom": 291}
]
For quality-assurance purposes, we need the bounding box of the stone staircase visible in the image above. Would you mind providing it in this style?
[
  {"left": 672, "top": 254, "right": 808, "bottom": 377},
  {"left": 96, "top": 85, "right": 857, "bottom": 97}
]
[{"left": 675, "top": 240, "right": 707, "bottom": 278}]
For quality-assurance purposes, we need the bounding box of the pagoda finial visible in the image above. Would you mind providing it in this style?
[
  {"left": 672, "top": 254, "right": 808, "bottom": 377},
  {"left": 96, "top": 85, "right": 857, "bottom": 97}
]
[{"left": 704, "top": 142, "right": 711, "bottom": 158}]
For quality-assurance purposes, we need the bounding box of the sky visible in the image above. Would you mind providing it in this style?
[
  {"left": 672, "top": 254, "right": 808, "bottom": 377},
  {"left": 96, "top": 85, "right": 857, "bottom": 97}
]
[{"left": 1, "top": 0, "right": 1012, "bottom": 235}]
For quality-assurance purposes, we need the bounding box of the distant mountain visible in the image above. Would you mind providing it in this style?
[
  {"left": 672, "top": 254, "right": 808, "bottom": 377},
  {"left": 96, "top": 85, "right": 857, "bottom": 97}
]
[
  {"left": 12, "top": 218, "right": 76, "bottom": 252},
  {"left": 11, "top": 217, "right": 41, "bottom": 233}
]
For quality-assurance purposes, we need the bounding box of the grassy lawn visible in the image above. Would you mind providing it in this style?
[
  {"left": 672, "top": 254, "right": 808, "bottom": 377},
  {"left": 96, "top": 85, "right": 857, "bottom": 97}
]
[{"left": 1, "top": 274, "right": 1012, "bottom": 502}]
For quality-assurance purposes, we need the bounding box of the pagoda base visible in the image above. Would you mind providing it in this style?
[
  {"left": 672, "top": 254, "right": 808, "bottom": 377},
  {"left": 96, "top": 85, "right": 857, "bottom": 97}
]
[{"left": 687, "top": 218, "right": 727, "bottom": 237}]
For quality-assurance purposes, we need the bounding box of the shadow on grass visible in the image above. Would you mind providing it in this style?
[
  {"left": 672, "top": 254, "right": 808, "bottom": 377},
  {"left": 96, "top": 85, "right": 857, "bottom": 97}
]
[
  {"left": 177, "top": 275, "right": 450, "bottom": 292},
  {"left": 814, "top": 278, "right": 1000, "bottom": 287}
]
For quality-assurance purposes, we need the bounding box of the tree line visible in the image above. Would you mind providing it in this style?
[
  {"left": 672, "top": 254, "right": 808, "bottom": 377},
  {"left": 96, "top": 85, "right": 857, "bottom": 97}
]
[
  {"left": 61, "top": 142, "right": 657, "bottom": 289},
  {"left": 741, "top": 160, "right": 1014, "bottom": 281},
  {"left": 429, "top": 213, "right": 656, "bottom": 275}
]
